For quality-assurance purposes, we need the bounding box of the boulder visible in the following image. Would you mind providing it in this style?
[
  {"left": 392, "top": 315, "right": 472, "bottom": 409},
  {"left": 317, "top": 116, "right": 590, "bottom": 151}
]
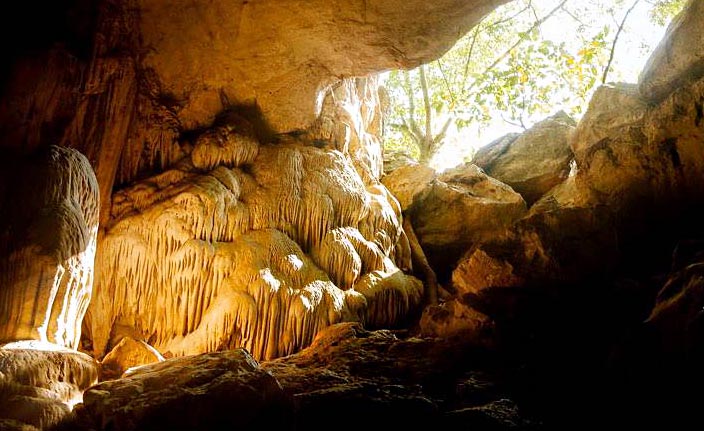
[
  {"left": 452, "top": 248, "right": 525, "bottom": 296},
  {"left": 381, "top": 164, "right": 437, "bottom": 211},
  {"left": 100, "top": 337, "right": 165, "bottom": 380},
  {"left": 407, "top": 163, "right": 527, "bottom": 275},
  {"left": 473, "top": 111, "right": 576, "bottom": 205},
  {"left": 450, "top": 175, "right": 619, "bottom": 294},
  {"left": 572, "top": 77, "right": 704, "bottom": 218},
  {"left": 73, "top": 349, "right": 292, "bottom": 431},
  {"left": 262, "top": 323, "right": 524, "bottom": 431},
  {"left": 382, "top": 151, "right": 419, "bottom": 174},
  {"left": 570, "top": 84, "right": 648, "bottom": 158},
  {"left": 0, "top": 146, "right": 99, "bottom": 349},
  {"left": 639, "top": 0, "right": 704, "bottom": 102},
  {"left": 419, "top": 299, "right": 495, "bottom": 343},
  {"left": 470, "top": 133, "right": 520, "bottom": 170}
]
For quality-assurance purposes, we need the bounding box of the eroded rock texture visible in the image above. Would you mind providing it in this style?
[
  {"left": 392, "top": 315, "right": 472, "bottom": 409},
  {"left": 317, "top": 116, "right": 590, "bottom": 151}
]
[
  {"left": 60, "top": 323, "right": 531, "bottom": 431},
  {"left": 0, "top": 146, "right": 99, "bottom": 349},
  {"left": 639, "top": 0, "right": 704, "bottom": 102},
  {"left": 262, "top": 322, "right": 530, "bottom": 431},
  {"left": 2, "top": 0, "right": 510, "bottom": 365},
  {"left": 0, "top": 0, "right": 508, "bottom": 221}
]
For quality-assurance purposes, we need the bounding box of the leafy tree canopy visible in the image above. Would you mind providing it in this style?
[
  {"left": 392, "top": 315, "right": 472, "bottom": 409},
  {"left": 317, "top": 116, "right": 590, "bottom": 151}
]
[{"left": 382, "top": 0, "right": 687, "bottom": 168}]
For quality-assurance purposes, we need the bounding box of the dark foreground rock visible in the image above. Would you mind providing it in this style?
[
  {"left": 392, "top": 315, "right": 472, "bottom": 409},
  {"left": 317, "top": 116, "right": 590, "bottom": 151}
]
[{"left": 69, "top": 349, "right": 292, "bottom": 431}]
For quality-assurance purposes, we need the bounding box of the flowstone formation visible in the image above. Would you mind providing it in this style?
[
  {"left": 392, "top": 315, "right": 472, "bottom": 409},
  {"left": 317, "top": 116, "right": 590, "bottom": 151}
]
[
  {"left": 90, "top": 77, "right": 422, "bottom": 361},
  {"left": 0, "top": 342, "right": 99, "bottom": 430}
]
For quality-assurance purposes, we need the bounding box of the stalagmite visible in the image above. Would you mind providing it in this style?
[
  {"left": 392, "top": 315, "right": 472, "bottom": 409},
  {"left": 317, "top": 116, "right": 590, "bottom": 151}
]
[{"left": 0, "top": 146, "right": 99, "bottom": 349}]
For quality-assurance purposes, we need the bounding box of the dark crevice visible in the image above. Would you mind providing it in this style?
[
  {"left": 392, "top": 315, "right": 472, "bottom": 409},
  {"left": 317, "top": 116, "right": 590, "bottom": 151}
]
[{"left": 660, "top": 137, "right": 682, "bottom": 168}]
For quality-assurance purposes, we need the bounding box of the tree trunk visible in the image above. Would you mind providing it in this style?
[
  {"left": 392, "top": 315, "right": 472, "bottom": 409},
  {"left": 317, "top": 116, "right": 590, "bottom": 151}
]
[{"left": 403, "top": 217, "right": 438, "bottom": 306}]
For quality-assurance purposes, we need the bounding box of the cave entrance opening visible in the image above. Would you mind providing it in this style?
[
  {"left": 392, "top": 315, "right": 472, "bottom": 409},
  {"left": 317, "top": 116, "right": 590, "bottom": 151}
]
[{"left": 380, "top": 0, "right": 686, "bottom": 172}]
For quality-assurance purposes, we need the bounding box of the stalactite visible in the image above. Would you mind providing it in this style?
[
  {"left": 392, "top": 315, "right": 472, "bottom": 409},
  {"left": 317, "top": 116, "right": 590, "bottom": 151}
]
[
  {"left": 117, "top": 95, "right": 183, "bottom": 186},
  {"left": 191, "top": 125, "right": 260, "bottom": 171}
]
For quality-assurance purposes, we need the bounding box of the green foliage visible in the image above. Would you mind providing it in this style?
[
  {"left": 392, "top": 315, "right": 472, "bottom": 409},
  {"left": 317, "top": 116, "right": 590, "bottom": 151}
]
[
  {"left": 382, "top": 0, "right": 686, "bottom": 167},
  {"left": 648, "top": 0, "right": 687, "bottom": 25}
]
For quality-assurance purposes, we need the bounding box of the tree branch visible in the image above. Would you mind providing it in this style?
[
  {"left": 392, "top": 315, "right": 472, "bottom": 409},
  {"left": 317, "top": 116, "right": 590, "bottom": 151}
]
[
  {"left": 403, "top": 217, "right": 438, "bottom": 306},
  {"left": 419, "top": 65, "right": 433, "bottom": 143},
  {"left": 466, "top": 0, "right": 568, "bottom": 94},
  {"left": 461, "top": 1, "right": 531, "bottom": 94},
  {"left": 602, "top": 0, "right": 641, "bottom": 84},
  {"left": 560, "top": 3, "right": 588, "bottom": 28},
  {"left": 462, "top": 25, "right": 481, "bottom": 88},
  {"left": 501, "top": 112, "right": 527, "bottom": 130},
  {"left": 486, "top": 0, "right": 532, "bottom": 29},
  {"left": 398, "top": 119, "right": 422, "bottom": 144},
  {"left": 436, "top": 59, "right": 458, "bottom": 111},
  {"left": 403, "top": 70, "right": 423, "bottom": 144},
  {"left": 433, "top": 117, "right": 453, "bottom": 144}
]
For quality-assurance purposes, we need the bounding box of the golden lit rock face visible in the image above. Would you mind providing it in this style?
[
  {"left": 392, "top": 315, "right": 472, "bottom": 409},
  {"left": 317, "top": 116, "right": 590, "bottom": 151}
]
[
  {"left": 90, "top": 78, "right": 422, "bottom": 361},
  {"left": 451, "top": 74, "right": 704, "bottom": 294},
  {"left": 639, "top": 0, "right": 704, "bottom": 102},
  {"left": 0, "top": 146, "right": 99, "bottom": 349},
  {"left": 137, "top": 0, "right": 508, "bottom": 132},
  {"left": 449, "top": 1, "right": 704, "bottom": 296},
  {"left": 100, "top": 337, "right": 164, "bottom": 380}
]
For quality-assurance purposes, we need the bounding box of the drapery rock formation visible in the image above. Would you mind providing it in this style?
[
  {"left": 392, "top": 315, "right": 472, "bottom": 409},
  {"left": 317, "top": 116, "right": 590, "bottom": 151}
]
[
  {"left": 0, "top": 146, "right": 99, "bottom": 349},
  {"left": 89, "top": 77, "right": 423, "bottom": 361},
  {"left": 0, "top": 0, "right": 509, "bottom": 222}
]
